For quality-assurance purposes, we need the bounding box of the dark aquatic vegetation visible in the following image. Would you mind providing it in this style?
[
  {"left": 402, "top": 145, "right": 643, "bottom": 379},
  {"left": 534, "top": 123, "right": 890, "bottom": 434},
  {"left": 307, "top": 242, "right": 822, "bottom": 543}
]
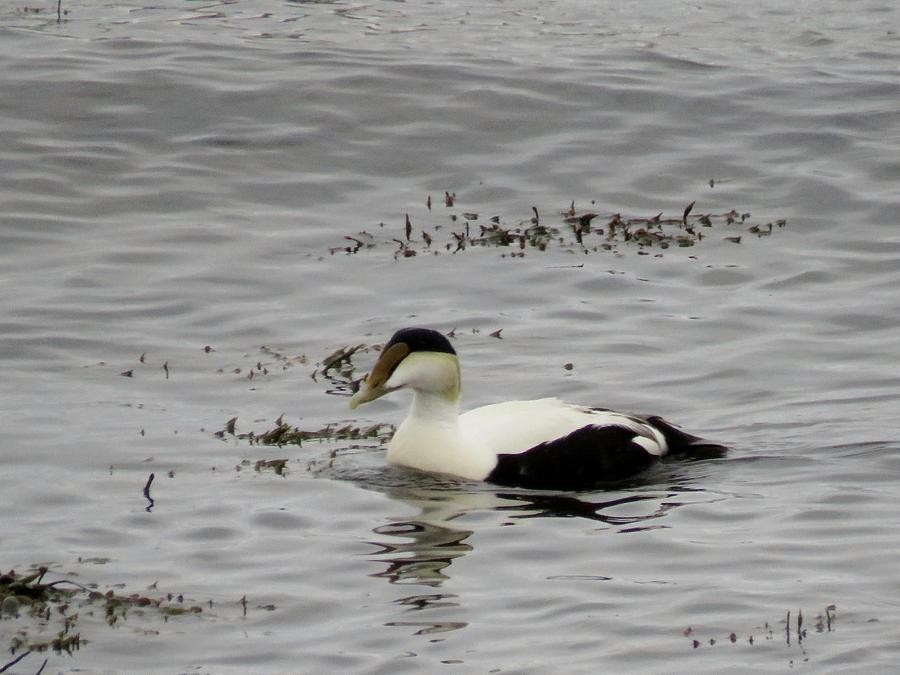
[
  {"left": 232, "top": 417, "right": 394, "bottom": 447},
  {"left": 682, "top": 200, "right": 695, "bottom": 225},
  {"left": 142, "top": 473, "right": 155, "bottom": 511},
  {"left": 251, "top": 458, "right": 289, "bottom": 475},
  {"left": 1, "top": 567, "right": 207, "bottom": 664},
  {"left": 682, "top": 604, "right": 837, "bottom": 651},
  {"left": 332, "top": 193, "right": 787, "bottom": 258},
  {"left": 319, "top": 344, "right": 367, "bottom": 377}
]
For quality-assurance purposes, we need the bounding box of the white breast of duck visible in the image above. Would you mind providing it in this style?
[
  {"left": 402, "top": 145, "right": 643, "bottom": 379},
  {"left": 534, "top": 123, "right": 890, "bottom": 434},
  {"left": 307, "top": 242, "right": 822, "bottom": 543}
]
[{"left": 349, "top": 327, "right": 723, "bottom": 491}]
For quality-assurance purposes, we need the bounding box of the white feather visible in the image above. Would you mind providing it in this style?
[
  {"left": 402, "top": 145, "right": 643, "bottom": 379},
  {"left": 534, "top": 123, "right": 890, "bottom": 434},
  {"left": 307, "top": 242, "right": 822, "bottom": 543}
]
[{"left": 460, "top": 398, "right": 667, "bottom": 457}]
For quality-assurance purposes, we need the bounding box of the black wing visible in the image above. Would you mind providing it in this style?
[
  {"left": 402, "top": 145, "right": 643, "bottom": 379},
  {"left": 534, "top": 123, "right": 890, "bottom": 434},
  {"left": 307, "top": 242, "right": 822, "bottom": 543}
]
[
  {"left": 644, "top": 415, "right": 728, "bottom": 457},
  {"left": 486, "top": 424, "right": 659, "bottom": 491}
]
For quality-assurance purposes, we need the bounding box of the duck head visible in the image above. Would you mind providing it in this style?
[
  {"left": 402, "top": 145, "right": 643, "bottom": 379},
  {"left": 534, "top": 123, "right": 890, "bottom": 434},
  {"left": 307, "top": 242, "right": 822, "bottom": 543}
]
[{"left": 349, "top": 328, "right": 460, "bottom": 409}]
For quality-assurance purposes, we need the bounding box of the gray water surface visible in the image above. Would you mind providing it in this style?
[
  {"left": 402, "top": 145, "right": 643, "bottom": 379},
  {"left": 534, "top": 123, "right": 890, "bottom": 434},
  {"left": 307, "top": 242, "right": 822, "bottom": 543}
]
[{"left": 2, "top": 1, "right": 900, "bottom": 672}]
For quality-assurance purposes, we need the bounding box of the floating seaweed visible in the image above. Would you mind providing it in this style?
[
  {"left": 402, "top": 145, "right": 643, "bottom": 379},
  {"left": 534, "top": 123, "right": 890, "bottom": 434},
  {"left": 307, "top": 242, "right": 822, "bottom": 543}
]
[
  {"left": 1, "top": 566, "right": 208, "bottom": 665},
  {"left": 232, "top": 417, "right": 394, "bottom": 448},
  {"left": 233, "top": 458, "right": 290, "bottom": 475},
  {"left": 681, "top": 604, "right": 838, "bottom": 655},
  {"left": 333, "top": 196, "right": 786, "bottom": 259},
  {"left": 318, "top": 344, "right": 368, "bottom": 378}
]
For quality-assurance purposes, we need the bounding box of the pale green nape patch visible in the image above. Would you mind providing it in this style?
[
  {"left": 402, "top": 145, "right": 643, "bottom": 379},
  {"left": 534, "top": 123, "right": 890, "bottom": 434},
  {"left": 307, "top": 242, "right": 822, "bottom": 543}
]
[{"left": 398, "top": 350, "right": 461, "bottom": 403}]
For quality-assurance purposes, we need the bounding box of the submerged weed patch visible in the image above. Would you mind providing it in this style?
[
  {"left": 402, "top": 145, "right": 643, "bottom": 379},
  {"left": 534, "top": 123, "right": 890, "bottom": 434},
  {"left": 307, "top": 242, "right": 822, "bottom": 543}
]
[
  {"left": 1, "top": 566, "right": 207, "bottom": 667},
  {"left": 332, "top": 196, "right": 787, "bottom": 259},
  {"left": 224, "top": 418, "right": 394, "bottom": 449}
]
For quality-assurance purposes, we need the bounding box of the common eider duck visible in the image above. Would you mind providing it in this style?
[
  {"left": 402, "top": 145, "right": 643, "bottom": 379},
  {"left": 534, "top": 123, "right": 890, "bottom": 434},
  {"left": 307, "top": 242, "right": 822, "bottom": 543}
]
[{"left": 350, "top": 327, "right": 725, "bottom": 490}]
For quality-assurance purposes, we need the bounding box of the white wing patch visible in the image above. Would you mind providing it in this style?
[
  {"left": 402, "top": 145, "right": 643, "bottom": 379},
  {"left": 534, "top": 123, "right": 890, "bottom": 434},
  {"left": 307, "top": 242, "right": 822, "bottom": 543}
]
[
  {"left": 459, "top": 398, "right": 667, "bottom": 458},
  {"left": 631, "top": 435, "right": 663, "bottom": 455}
]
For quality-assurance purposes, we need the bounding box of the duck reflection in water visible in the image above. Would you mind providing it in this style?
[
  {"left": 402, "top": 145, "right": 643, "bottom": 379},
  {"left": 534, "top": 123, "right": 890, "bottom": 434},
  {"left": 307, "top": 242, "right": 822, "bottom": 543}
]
[
  {"left": 367, "top": 485, "right": 704, "bottom": 635},
  {"left": 357, "top": 461, "right": 722, "bottom": 635},
  {"left": 368, "top": 481, "right": 704, "bottom": 586}
]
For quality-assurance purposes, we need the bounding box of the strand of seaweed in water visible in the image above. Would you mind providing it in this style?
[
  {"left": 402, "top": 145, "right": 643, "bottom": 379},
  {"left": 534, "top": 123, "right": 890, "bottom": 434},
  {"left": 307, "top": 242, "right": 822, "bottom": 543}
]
[
  {"left": 0, "top": 651, "right": 34, "bottom": 674},
  {"left": 143, "top": 473, "right": 155, "bottom": 511}
]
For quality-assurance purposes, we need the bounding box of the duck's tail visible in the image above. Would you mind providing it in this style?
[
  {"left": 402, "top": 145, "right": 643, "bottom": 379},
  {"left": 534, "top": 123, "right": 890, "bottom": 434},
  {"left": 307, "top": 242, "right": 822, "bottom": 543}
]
[{"left": 646, "top": 416, "right": 728, "bottom": 458}]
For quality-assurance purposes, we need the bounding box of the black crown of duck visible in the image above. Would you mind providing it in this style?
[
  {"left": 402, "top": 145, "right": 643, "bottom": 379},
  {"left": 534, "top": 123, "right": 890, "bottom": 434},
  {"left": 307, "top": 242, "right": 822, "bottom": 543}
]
[{"left": 350, "top": 327, "right": 725, "bottom": 490}]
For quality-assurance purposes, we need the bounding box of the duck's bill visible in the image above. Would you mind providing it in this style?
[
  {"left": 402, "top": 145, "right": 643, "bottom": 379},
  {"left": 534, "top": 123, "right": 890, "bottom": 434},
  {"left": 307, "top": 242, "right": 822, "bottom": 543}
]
[
  {"left": 349, "top": 377, "right": 389, "bottom": 409},
  {"left": 348, "top": 342, "right": 410, "bottom": 410}
]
